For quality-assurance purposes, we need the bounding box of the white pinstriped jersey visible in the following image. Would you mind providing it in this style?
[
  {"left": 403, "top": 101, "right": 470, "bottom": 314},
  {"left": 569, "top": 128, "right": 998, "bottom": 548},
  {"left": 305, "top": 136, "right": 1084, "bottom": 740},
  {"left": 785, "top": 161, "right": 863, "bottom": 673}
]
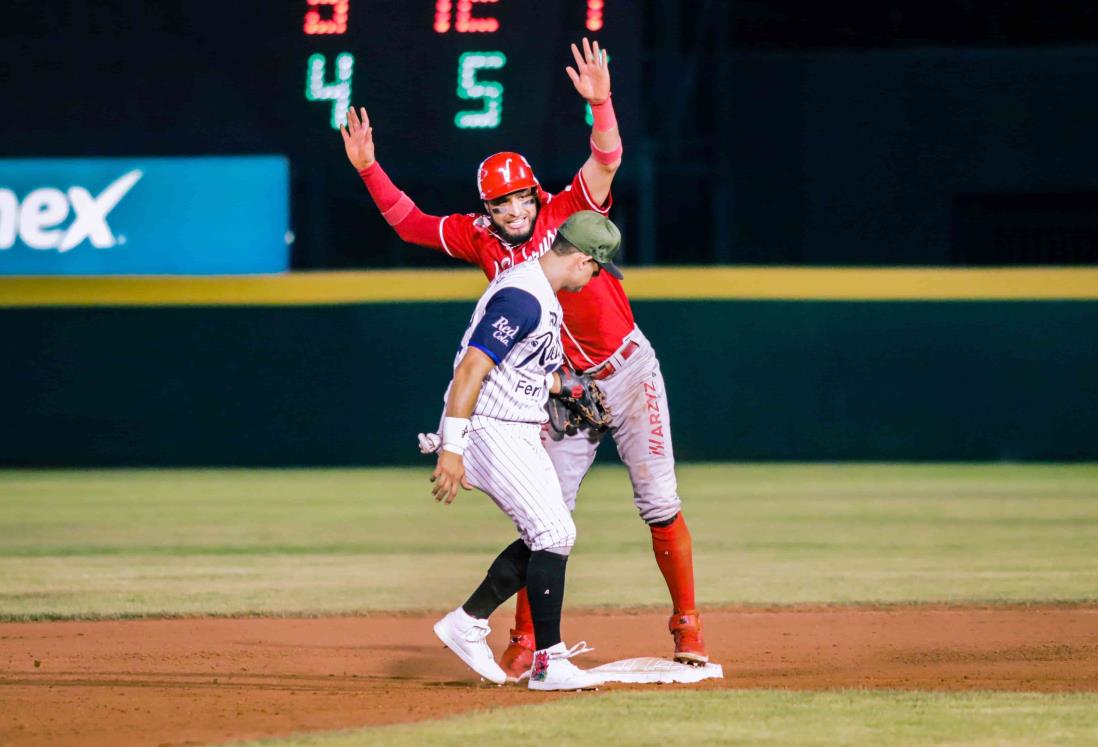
[{"left": 446, "top": 259, "right": 564, "bottom": 423}]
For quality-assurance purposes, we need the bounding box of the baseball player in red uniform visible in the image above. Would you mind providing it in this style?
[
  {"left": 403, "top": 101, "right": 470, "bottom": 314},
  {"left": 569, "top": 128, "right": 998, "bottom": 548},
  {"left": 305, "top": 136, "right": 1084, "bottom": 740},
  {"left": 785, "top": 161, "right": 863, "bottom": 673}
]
[{"left": 342, "top": 38, "right": 706, "bottom": 680}]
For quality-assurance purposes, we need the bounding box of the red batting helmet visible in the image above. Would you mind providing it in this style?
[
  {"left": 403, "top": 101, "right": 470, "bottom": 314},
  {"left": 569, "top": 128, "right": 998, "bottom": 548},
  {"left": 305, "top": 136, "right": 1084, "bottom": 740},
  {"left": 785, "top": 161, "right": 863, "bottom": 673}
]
[{"left": 477, "top": 152, "right": 540, "bottom": 201}]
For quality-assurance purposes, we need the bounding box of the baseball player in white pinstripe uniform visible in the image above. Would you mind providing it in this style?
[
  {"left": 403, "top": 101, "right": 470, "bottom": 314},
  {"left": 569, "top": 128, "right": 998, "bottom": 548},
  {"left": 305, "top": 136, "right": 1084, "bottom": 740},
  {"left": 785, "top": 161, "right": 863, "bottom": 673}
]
[{"left": 431, "top": 211, "right": 623, "bottom": 691}]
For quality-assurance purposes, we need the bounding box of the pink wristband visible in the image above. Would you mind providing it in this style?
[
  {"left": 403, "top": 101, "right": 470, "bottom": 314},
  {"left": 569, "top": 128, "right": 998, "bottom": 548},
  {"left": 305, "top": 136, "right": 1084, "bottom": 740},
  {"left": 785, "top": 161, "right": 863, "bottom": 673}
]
[
  {"left": 381, "top": 193, "right": 415, "bottom": 226},
  {"left": 590, "top": 137, "right": 623, "bottom": 165},
  {"left": 589, "top": 95, "right": 617, "bottom": 132}
]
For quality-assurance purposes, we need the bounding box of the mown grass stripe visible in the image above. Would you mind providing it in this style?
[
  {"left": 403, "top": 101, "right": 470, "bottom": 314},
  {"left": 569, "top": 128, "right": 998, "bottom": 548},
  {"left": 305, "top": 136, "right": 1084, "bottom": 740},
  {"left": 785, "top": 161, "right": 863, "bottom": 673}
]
[{"left": 2, "top": 464, "right": 1096, "bottom": 619}]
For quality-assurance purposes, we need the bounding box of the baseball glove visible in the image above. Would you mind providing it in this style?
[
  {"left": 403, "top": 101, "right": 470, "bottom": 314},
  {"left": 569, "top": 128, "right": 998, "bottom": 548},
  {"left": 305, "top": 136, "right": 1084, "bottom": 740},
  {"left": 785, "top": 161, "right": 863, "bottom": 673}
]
[{"left": 546, "top": 368, "right": 612, "bottom": 441}]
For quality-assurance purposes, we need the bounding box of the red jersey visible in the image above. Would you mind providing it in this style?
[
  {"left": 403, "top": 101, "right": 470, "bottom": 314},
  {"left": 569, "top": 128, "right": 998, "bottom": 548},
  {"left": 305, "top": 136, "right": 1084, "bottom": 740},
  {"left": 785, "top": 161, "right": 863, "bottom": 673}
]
[{"left": 436, "top": 171, "right": 636, "bottom": 368}]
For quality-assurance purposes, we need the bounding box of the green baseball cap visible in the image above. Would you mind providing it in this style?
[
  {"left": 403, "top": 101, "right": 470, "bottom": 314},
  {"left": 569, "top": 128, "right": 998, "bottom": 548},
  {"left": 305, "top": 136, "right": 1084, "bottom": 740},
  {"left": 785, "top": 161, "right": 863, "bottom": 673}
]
[{"left": 557, "top": 210, "right": 624, "bottom": 279}]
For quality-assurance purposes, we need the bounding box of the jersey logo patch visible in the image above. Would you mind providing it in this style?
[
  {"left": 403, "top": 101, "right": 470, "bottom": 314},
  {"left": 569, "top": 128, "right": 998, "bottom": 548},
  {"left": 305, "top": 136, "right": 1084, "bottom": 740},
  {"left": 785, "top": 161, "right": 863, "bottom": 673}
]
[
  {"left": 491, "top": 316, "right": 520, "bottom": 345},
  {"left": 515, "top": 330, "right": 563, "bottom": 370}
]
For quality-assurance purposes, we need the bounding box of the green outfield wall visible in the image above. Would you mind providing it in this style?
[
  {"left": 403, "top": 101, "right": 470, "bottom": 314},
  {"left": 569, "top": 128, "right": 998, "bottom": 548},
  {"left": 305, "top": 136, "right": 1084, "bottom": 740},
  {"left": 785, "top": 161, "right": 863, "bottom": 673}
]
[{"left": 1, "top": 269, "right": 1096, "bottom": 466}]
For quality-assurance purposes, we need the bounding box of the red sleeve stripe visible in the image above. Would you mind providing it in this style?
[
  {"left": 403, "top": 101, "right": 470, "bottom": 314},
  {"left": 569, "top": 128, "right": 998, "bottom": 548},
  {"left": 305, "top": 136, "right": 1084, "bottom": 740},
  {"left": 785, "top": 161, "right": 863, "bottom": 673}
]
[
  {"left": 576, "top": 172, "right": 611, "bottom": 214},
  {"left": 438, "top": 215, "right": 455, "bottom": 257}
]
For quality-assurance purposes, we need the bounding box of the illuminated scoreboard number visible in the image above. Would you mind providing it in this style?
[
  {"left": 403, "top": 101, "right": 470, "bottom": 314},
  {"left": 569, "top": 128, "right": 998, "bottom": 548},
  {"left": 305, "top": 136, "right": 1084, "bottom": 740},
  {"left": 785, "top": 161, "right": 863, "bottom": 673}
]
[
  {"left": 586, "top": 0, "right": 604, "bottom": 31},
  {"left": 302, "top": 1, "right": 607, "bottom": 130},
  {"left": 434, "top": 0, "right": 501, "bottom": 33},
  {"left": 304, "top": 0, "right": 349, "bottom": 34},
  {"left": 305, "top": 52, "right": 354, "bottom": 129},
  {"left": 455, "top": 52, "right": 506, "bottom": 129}
]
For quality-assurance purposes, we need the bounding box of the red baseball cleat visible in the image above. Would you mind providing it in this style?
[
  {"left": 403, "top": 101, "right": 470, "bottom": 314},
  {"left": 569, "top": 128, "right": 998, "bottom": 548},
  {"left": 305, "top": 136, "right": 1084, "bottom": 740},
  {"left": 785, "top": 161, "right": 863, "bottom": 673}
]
[
  {"left": 499, "top": 629, "right": 536, "bottom": 682},
  {"left": 669, "top": 611, "right": 708, "bottom": 665}
]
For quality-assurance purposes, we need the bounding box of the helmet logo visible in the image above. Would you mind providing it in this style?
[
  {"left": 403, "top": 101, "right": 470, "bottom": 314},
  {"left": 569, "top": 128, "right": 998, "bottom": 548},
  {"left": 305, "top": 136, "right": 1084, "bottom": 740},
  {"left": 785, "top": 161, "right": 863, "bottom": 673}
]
[{"left": 477, "top": 152, "right": 537, "bottom": 200}]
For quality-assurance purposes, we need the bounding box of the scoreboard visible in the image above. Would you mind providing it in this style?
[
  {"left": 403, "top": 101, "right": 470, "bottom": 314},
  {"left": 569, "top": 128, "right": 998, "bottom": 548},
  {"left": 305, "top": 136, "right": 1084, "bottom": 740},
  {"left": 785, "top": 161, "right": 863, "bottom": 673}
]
[
  {"left": 1, "top": 1, "right": 641, "bottom": 265},
  {"left": 291, "top": 1, "right": 640, "bottom": 181},
  {"left": 302, "top": 1, "right": 613, "bottom": 129}
]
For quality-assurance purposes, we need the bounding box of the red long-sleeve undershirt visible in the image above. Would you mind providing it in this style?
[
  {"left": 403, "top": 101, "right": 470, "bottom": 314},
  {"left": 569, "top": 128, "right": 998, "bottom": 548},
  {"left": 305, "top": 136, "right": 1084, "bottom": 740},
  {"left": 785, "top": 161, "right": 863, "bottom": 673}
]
[{"left": 357, "top": 162, "right": 444, "bottom": 248}]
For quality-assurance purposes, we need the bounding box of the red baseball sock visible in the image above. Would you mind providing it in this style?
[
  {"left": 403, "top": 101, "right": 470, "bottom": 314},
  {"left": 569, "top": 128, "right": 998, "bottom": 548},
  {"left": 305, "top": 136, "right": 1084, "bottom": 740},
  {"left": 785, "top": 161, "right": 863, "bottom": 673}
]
[
  {"left": 513, "top": 586, "right": 534, "bottom": 635},
  {"left": 650, "top": 512, "right": 697, "bottom": 614}
]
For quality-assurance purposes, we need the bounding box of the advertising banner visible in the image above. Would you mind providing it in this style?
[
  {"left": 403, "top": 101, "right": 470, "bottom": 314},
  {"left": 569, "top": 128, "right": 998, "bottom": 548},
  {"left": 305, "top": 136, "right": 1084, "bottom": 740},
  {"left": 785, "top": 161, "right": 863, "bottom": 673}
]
[{"left": 0, "top": 156, "right": 290, "bottom": 275}]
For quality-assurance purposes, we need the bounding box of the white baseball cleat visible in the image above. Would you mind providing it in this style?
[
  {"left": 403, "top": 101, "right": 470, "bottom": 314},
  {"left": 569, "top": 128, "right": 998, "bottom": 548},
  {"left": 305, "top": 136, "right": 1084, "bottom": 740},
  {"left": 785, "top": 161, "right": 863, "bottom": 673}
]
[
  {"left": 433, "top": 607, "right": 507, "bottom": 685},
  {"left": 528, "top": 641, "right": 604, "bottom": 691}
]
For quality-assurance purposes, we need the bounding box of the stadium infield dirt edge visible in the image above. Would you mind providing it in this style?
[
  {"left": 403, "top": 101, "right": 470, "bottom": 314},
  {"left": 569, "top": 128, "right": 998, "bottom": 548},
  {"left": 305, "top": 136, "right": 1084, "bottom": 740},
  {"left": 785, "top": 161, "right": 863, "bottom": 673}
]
[{"left": 2, "top": 605, "right": 1096, "bottom": 747}]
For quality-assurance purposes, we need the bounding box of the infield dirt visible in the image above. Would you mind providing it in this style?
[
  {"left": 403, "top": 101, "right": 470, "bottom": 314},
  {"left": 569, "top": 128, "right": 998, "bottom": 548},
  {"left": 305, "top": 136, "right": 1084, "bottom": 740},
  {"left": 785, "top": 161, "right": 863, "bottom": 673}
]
[{"left": 2, "top": 605, "right": 1097, "bottom": 746}]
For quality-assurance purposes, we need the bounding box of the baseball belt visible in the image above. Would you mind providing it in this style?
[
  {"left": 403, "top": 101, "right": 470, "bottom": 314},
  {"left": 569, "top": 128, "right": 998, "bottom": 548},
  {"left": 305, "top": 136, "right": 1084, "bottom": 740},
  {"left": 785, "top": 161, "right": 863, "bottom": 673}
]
[{"left": 585, "top": 340, "right": 640, "bottom": 381}]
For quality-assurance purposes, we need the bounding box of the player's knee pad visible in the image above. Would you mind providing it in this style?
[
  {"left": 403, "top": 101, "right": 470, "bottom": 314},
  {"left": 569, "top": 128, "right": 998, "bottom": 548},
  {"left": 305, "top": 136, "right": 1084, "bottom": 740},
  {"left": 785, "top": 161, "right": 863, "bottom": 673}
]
[{"left": 486, "top": 538, "right": 531, "bottom": 599}]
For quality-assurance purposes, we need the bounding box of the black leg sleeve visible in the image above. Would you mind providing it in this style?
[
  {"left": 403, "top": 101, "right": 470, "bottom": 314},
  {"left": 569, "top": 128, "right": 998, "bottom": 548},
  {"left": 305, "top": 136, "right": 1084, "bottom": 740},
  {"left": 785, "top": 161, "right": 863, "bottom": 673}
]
[
  {"left": 461, "top": 538, "right": 532, "bottom": 619},
  {"left": 525, "top": 549, "right": 569, "bottom": 651}
]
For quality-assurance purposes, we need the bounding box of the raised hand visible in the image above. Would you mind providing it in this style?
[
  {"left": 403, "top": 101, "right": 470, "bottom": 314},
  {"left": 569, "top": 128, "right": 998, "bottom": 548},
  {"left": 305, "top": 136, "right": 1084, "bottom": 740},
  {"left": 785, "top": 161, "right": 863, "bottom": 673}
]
[
  {"left": 565, "top": 37, "right": 611, "bottom": 104},
  {"left": 340, "top": 106, "right": 376, "bottom": 170}
]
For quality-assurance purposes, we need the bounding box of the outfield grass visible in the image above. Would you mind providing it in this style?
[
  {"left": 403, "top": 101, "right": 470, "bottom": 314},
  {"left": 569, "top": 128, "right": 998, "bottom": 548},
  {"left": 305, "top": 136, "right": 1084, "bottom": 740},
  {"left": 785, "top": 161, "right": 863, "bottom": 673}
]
[
  {"left": 242, "top": 691, "right": 1098, "bottom": 747},
  {"left": 1, "top": 464, "right": 1096, "bottom": 618}
]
